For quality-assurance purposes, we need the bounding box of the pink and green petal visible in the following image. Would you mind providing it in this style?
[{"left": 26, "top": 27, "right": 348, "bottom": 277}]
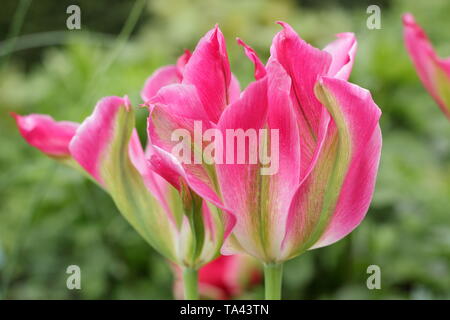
[
  {"left": 146, "top": 130, "right": 229, "bottom": 268},
  {"left": 403, "top": 13, "right": 450, "bottom": 119},
  {"left": 69, "top": 96, "right": 179, "bottom": 262},
  {"left": 312, "top": 125, "right": 381, "bottom": 248},
  {"left": 270, "top": 21, "right": 332, "bottom": 178},
  {"left": 263, "top": 61, "right": 301, "bottom": 258},
  {"left": 147, "top": 90, "right": 217, "bottom": 197},
  {"left": 324, "top": 32, "right": 357, "bottom": 80},
  {"left": 178, "top": 197, "right": 226, "bottom": 267},
  {"left": 216, "top": 61, "right": 301, "bottom": 261},
  {"left": 216, "top": 77, "right": 269, "bottom": 259},
  {"left": 282, "top": 77, "right": 381, "bottom": 260},
  {"left": 147, "top": 84, "right": 225, "bottom": 210},
  {"left": 147, "top": 96, "right": 236, "bottom": 243}
]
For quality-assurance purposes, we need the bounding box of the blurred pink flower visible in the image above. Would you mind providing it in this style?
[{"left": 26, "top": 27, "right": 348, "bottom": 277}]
[
  {"left": 403, "top": 13, "right": 450, "bottom": 120},
  {"left": 173, "top": 255, "right": 261, "bottom": 300}
]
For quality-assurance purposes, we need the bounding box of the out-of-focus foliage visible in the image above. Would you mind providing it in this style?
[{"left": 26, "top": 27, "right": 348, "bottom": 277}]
[{"left": 0, "top": 0, "right": 449, "bottom": 299}]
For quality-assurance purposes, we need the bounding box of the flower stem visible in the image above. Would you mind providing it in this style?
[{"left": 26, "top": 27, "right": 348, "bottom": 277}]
[
  {"left": 183, "top": 267, "right": 199, "bottom": 300},
  {"left": 264, "top": 262, "right": 283, "bottom": 300}
]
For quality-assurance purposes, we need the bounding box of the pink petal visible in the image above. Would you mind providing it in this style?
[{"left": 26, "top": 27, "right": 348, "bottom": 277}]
[
  {"left": 174, "top": 254, "right": 261, "bottom": 299},
  {"left": 176, "top": 49, "right": 192, "bottom": 76},
  {"left": 69, "top": 96, "right": 171, "bottom": 209},
  {"left": 141, "top": 66, "right": 181, "bottom": 102},
  {"left": 147, "top": 87, "right": 214, "bottom": 187},
  {"left": 69, "top": 96, "right": 179, "bottom": 232},
  {"left": 147, "top": 96, "right": 237, "bottom": 238},
  {"left": 199, "top": 255, "right": 236, "bottom": 298},
  {"left": 182, "top": 25, "right": 237, "bottom": 123},
  {"left": 216, "top": 77, "right": 268, "bottom": 258},
  {"left": 282, "top": 77, "right": 382, "bottom": 258},
  {"left": 236, "top": 38, "right": 266, "bottom": 80},
  {"left": 216, "top": 61, "right": 301, "bottom": 260},
  {"left": 69, "top": 96, "right": 131, "bottom": 184},
  {"left": 312, "top": 125, "right": 382, "bottom": 248},
  {"left": 223, "top": 254, "right": 262, "bottom": 296},
  {"left": 270, "top": 21, "right": 332, "bottom": 179},
  {"left": 12, "top": 113, "right": 79, "bottom": 157},
  {"left": 324, "top": 32, "right": 357, "bottom": 80},
  {"left": 128, "top": 129, "right": 174, "bottom": 212},
  {"left": 146, "top": 84, "right": 213, "bottom": 191},
  {"left": 403, "top": 13, "right": 450, "bottom": 119},
  {"left": 128, "top": 129, "right": 148, "bottom": 174},
  {"left": 147, "top": 144, "right": 185, "bottom": 191},
  {"left": 146, "top": 115, "right": 231, "bottom": 254},
  {"left": 141, "top": 50, "right": 194, "bottom": 103},
  {"left": 229, "top": 74, "right": 241, "bottom": 103},
  {"left": 265, "top": 60, "right": 301, "bottom": 242},
  {"left": 148, "top": 83, "right": 210, "bottom": 121}
]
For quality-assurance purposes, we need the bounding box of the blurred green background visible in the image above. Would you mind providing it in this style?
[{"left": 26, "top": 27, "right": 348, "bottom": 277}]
[{"left": 1, "top": 0, "right": 449, "bottom": 299}]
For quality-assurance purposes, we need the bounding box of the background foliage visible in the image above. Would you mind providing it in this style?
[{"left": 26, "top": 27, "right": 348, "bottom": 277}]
[{"left": 0, "top": 0, "right": 449, "bottom": 299}]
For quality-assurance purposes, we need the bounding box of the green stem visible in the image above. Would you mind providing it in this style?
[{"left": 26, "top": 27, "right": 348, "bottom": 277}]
[
  {"left": 264, "top": 263, "right": 283, "bottom": 300},
  {"left": 183, "top": 268, "right": 199, "bottom": 300}
]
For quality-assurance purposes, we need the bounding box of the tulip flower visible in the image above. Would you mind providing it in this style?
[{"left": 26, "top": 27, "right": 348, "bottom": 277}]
[
  {"left": 173, "top": 254, "right": 262, "bottom": 299},
  {"left": 147, "top": 22, "right": 381, "bottom": 299},
  {"left": 403, "top": 13, "right": 450, "bottom": 120},
  {"left": 12, "top": 96, "right": 233, "bottom": 299}
]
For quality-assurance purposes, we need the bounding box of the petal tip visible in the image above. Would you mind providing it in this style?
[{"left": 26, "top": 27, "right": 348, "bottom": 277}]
[
  {"left": 10, "top": 111, "right": 19, "bottom": 120},
  {"left": 402, "top": 13, "right": 415, "bottom": 26},
  {"left": 336, "top": 32, "right": 355, "bottom": 40},
  {"left": 275, "top": 20, "right": 288, "bottom": 28},
  {"left": 210, "top": 24, "right": 221, "bottom": 39},
  {"left": 123, "top": 95, "right": 131, "bottom": 111}
]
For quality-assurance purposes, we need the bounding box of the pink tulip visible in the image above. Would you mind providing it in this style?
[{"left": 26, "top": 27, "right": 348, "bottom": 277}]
[
  {"left": 147, "top": 22, "right": 381, "bottom": 264},
  {"left": 14, "top": 21, "right": 382, "bottom": 300},
  {"left": 403, "top": 13, "right": 450, "bottom": 120},
  {"left": 13, "top": 96, "right": 230, "bottom": 271},
  {"left": 173, "top": 255, "right": 262, "bottom": 299}
]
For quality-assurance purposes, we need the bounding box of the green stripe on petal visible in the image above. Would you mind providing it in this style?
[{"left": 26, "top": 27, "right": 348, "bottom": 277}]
[
  {"left": 433, "top": 63, "right": 450, "bottom": 118},
  {"left": 99, "top": 105, "right": 179, "bottom": 262},
  {"left": 282, "top": 77, "right": 380, "bottom": 260}
]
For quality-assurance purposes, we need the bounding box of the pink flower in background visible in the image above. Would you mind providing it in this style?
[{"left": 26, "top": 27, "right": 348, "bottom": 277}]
[
  {"left": 173, "top": 255, "right": 262, "bottom": 299},
  {"left": 147, "top": 22, "right": 381, "bottom": 262},
  {"left": 403, "top": 13, "right": 450, "bottom": 120}
]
